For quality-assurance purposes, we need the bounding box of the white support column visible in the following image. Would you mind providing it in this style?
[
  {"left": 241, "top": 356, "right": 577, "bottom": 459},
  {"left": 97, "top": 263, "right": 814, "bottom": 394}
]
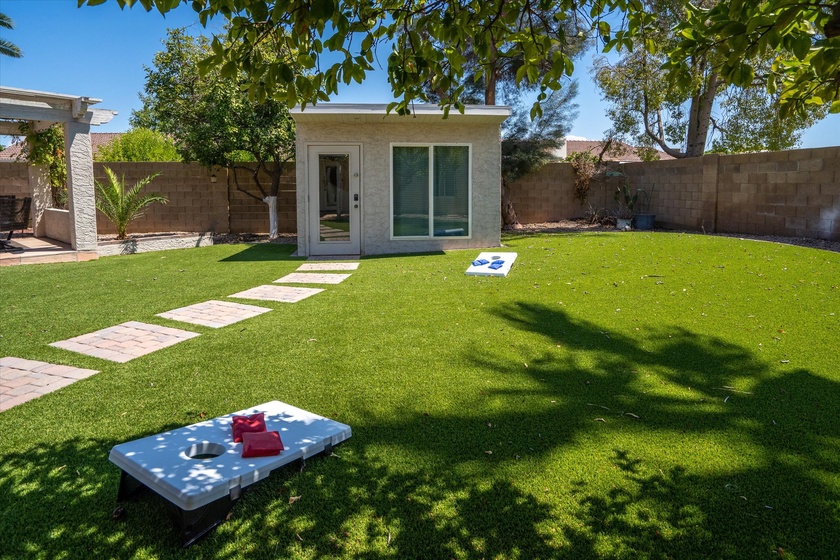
[
  {"left": 64, "top": 120, "right": 98, "bottom": 251},
  {"left": 28, "top": 164, "right": 52, "bottom": 237}
]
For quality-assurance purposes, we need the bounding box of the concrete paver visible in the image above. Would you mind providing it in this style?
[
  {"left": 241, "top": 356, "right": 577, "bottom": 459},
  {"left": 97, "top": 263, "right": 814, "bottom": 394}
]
[
  {"left": 274, "top": 272, "right": 351, "bottom": 284},
  {"left": 229, "top": 285, "right": 323, "bottom": 303},
  {"left": 157, "top": 300, "right": 272, "bottom": 328},
  {"left": 297, "top": 262, "right": 360, "bottom": 271},
  {"left": 0, "top": 357, "right": 99, "bottom": 411},
  {"left": 49, "top": 321, "right": 199, "bottom": 363}
]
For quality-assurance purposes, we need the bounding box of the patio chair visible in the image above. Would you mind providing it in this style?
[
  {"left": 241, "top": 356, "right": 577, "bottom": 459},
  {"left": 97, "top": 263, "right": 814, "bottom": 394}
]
[{"left": 0, "top": 196, "right": 32, "bottom": 253}]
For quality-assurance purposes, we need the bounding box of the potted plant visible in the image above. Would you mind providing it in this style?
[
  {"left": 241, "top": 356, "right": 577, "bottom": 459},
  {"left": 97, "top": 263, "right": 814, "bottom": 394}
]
[
  {"left": 607, "top": 171, "right": 644, "bottom": 230},
  {"left": 633, "top": 185, "right": 656, "bottom": 231}
]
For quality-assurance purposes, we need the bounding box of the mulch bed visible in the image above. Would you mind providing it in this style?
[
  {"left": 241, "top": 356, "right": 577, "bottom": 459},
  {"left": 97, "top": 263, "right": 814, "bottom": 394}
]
[{"left": 506, "top": 219, "right": 840, "bottom": 253}]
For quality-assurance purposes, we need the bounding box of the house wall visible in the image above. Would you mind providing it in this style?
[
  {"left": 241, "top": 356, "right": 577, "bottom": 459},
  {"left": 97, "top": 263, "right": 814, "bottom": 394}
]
[
  {"left": 507, "top": 146, "right": 840, "bottom": 240},
  {"left": 295, "top": 122, "right": 502, "bottom": 256}
]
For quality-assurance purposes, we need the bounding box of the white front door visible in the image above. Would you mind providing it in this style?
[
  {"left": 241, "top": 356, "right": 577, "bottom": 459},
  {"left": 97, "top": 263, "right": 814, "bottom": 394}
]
[{"left": 308, "top": 145, "right": 361, "bottom": 256}]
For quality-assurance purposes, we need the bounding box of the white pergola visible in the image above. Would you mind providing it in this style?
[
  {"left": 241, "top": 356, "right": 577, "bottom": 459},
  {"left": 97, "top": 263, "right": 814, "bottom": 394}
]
[{"left": 0, "top": 86, "right": 116, "bottom": 252}]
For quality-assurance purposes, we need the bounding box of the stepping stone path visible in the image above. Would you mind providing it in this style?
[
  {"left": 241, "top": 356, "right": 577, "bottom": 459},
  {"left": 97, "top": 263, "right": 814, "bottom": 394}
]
[
  {"left": 2, "top": 261, "right": 361, "bottom": 411},
  {"left": 1, "top": 357, "right": 98, "bottom": 411},
  {"left": 297, "top": 262, "right": 359, "bottom": 271},
  {"left": 274, "top": 272, "right": 351, "bottom": 284},
  {"left": 50, "top": 321, "right": 200, "bottom": 363},
  {"left": 157, "top": 300, "right": 271, "bottom": 328},
  {"left": 230, "top": 285, "right": 324, "bottom": 303}
]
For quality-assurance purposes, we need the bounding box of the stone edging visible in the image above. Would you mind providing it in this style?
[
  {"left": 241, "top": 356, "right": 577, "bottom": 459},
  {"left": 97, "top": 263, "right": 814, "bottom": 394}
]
[{"left": 97, "top": 232, "right": 214, "bottom": 257}]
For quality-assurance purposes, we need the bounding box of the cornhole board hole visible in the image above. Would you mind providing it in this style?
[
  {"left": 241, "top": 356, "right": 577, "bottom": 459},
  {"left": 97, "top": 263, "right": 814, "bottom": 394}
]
[
  {"left": 465, "top": 252, "right": 518, "bottom": 277},
  {"left": 109, "top": 401, "right": 352, "bottom": 546}
]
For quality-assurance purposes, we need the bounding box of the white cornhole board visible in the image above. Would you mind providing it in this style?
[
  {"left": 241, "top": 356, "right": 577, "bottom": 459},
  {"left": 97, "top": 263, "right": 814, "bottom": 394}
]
[
  {"left": 110, "top": 401, "right": 351, "bottom": 511},
  {"left": 465, "top": 252, "right": 518, "bottom": 277}
]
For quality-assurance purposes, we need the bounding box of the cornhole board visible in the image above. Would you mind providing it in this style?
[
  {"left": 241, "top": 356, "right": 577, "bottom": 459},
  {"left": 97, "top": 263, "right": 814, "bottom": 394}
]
[
  {"left": 110, "top": 401, "right": 352, "bottom": 546},
  {"left": 465, "top": 252, "right": 518, "bottom": 277}
]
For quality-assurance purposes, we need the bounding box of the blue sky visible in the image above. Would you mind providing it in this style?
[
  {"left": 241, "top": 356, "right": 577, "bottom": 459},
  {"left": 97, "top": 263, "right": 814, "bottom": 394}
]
[{"left": 0, "top": 0, "right": 837, "bottom": 149}]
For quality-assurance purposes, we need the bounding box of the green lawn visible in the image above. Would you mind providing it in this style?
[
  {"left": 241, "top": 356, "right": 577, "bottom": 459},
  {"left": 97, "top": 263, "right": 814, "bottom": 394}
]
[{"left": 1, "top": 232, "right": 838, "bottom": 559}]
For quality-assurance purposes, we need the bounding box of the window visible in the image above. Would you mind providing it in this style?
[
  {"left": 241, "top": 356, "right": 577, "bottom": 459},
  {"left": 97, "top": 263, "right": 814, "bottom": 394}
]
[{"left": 392, "top": 145, "right": 470, "bottom": 238}]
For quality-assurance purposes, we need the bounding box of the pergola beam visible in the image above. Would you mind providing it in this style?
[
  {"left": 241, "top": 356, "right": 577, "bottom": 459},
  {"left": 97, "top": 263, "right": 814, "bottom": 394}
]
[{"left": 0, "top": 100, "right": 116, "bottom": 126}]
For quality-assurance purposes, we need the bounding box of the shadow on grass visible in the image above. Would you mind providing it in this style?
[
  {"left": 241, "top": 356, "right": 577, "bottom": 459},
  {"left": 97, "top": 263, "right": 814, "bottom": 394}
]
[
  {"left": 2, "top": 303, "right": 838, "bottom": 558},
  {"left": 0, "top": 436, "right": 560, "bottom": 559},
  {"left": 479, "top": 302, "right": 840, "bottom": 558},
  {"left": 357, "top": 250, "right": 446, "bottom": 260},
  {"left": 218, "top": 243, "right": 299, "bottom": 262}
]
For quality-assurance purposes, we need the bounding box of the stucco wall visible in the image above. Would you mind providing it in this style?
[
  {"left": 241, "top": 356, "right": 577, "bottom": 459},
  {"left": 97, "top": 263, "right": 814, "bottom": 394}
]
[{"left": 295, "top": 122, "right": 502, "bottom": 256}]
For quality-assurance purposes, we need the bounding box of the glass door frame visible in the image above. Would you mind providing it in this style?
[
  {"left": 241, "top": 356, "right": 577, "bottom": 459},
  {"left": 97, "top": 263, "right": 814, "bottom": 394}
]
[{"left": 307, "top": 144, "right": 361, "bottom": 256}]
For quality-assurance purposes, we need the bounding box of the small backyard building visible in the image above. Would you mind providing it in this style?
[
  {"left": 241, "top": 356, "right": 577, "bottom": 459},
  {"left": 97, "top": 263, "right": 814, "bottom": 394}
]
[{"left": 290, "top": 104, "right": 510, "bottom": 256}]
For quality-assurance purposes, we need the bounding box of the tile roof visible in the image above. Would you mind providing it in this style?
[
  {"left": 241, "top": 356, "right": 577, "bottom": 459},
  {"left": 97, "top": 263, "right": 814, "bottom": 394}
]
[
  {"left": 565, "top": 139, "right": 675, "bottom": 162},
  {"left": 0, "top": 132, "right": 123, "bottom": 161}
]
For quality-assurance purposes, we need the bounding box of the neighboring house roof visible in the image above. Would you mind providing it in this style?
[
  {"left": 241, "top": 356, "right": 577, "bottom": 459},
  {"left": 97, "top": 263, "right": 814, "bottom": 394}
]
[
  {"left": 0, "top": 132, "right": 123, "bottom": 161},
  {"left": 559, "top": 139, "right": 675, "bottom": 163}
]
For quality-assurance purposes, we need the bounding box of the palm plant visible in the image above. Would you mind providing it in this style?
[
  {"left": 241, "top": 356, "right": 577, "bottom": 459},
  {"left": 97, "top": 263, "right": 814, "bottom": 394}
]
[
  {"left": 0, "top": 12, "right": 23, "bottom": 58},
  {"left": 94, "top": 167, "right": 167, "bottom": 240}
]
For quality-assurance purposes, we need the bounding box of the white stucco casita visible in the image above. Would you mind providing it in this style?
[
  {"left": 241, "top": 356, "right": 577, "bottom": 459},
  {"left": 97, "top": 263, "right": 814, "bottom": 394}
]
[{"left": 290, "top": 104, "right": 510, "bottom": 257}]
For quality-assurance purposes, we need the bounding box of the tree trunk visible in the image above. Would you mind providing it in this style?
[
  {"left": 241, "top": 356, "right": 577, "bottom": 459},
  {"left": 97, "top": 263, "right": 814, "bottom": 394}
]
[
  {"left": 264, "top": 196, "right": 278, "bottom": 238},
  {"left": 685, "top": 69, "right": 719, "bottom": 157},
  {"left": 501, "top": 179, "right": 521, "bottom": 230},
  {"left": 485, "top": 40, "right": 497, "bottom": 105}
]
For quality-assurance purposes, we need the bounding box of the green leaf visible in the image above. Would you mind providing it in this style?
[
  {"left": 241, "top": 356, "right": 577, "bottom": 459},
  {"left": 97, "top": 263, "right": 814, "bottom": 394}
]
[
  {"left": 310, "top": 0, "right": 335, "bottom": 20},
  {"left": 792, "top": 35, "right": 811, "bottom": 61}
]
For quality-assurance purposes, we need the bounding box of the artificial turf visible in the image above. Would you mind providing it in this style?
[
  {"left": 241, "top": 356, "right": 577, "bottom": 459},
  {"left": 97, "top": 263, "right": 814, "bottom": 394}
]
[{"left": 0, "top": 231, "right": 838, "bottom": 559}]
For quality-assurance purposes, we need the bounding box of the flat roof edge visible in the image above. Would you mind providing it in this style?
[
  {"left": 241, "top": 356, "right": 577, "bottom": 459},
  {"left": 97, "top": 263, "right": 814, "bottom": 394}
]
[{"left": 291, "top": 103, "right": 511, "bottom": 121}]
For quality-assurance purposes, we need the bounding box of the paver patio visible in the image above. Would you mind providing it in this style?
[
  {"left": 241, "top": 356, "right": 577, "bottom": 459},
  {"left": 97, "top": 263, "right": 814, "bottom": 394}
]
[
  {"left": 297, "top": 262, "right": 360, "bottom": 271},
  {"left": 0, "top": 357, "right": 98, "bottom": 411},
  {"left": 156, "top": 300, "right": 271, "bottom": 328},
  {"left": 274, "top": 273, "right": 351, "bottom": 284},
  {"left": 229, "top": 285, "right": 324, "bottom": 303},
  {"left": 49, "top": 321, "right": 200, "bottom": 363}
]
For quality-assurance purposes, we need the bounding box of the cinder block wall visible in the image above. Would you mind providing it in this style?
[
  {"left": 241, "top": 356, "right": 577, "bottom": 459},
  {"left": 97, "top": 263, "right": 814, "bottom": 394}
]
[
  {"left": 714, "top": 148, "right": 840, "bottom": 238},
  {"left": 1, "top": 161, "right": 297, "bottom": 235},
  {"left": 0, "top": 162, "right": 31, "bottom": 199},
  {"left": 5, "top": 145, "right": 839, "bottom": 240},
  {"left": 507, "top": 146, "right": 840, "bottom": 240},
  {"left": 505, "top": 163, "right": 579, "bottom": 223},
  {"left": 90, "top": 162, "right": 296, "bottom": 235},
  {"left": 226, "top": 167, "right": 297, "bottom": 234}
]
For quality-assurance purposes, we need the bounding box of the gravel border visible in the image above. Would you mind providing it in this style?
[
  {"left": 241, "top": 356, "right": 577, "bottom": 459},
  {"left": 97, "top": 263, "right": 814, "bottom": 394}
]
[{"left": 507, "top": 220, "right": 840, "bottom": 254}]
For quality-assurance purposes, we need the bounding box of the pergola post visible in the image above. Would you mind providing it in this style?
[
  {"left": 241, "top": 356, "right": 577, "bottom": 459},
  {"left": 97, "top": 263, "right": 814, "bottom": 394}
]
[
  {"left": 1, "top": 87, "right": 116, "bottom": 258},
  {"left": 28, "top": 164, "right": 51, "bottom": 237},
  {"left": 64, "top": 120, "right": 98, "bottom": 252}
]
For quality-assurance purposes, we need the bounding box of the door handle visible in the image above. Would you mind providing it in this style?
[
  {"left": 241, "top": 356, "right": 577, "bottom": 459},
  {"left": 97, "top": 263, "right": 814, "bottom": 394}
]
[{"left": 353, "top": 194, "right": 359, "bottom": 202}]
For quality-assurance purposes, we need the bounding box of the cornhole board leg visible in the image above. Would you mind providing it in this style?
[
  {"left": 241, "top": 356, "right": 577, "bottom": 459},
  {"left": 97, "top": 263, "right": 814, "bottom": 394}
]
[
  {"left": 166, "top": 490, "right": 240, "bottom": 547},
  {"left": 117, "top": 468, "right": 242, "bottom": 547},
  {"left": 117, "top": 470, "right": 145, "bottom": 501}
]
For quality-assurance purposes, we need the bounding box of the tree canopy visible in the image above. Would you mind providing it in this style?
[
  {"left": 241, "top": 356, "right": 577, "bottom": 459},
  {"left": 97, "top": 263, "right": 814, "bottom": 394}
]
[
  {"left": 0, "top": 12, "right": 22, "bottom": 58},
  {"left": 133, "top": 28, "right": 296, "bottom": 236},
  {"left": 81, "top": 0, "right": 839, "bottom": 119},
  {"left": 594, "top": 0, "right": 827, "bottom": 158},
  {"left": 95, "top": 128, "right": 181, "bottom": 162},
  {"left": 668, "top": 0, "right": 840, "bottom": 117}
]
